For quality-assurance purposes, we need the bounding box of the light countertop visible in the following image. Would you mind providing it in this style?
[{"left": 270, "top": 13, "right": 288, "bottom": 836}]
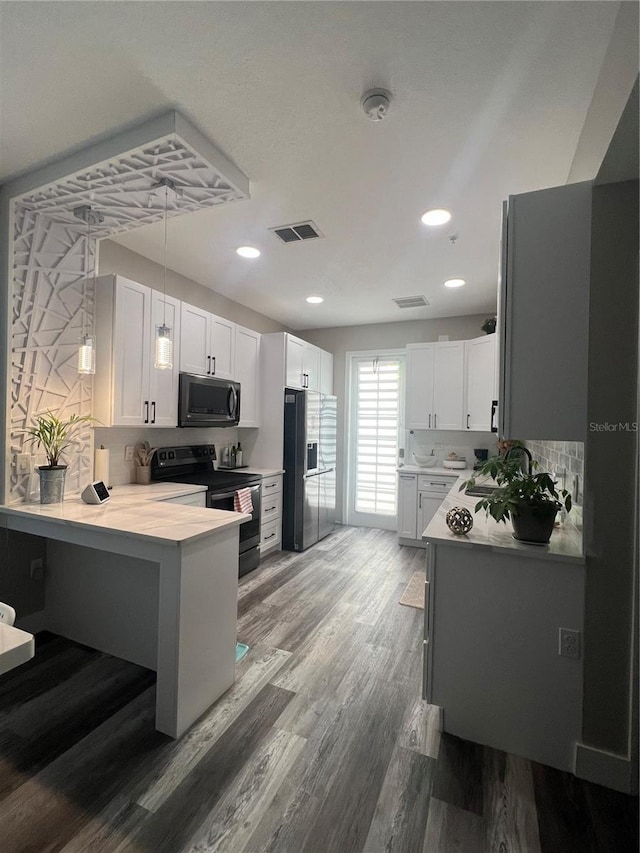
[
  {"left": 422, "top": 475, "right": 584, "bottom": 564},
  {"left": 235, "top": 467, "right": 284, "bottom": 478},
  {"left": 398, "top": 465, "right": 471, "bottom": 477},
  {"left": 0, "top": 487, "right": 249, "bottom": 546}
]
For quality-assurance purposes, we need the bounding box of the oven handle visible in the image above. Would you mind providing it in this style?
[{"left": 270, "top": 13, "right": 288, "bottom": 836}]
[{"left": 209, "top": 486, "right": 260, "bottom": 503}]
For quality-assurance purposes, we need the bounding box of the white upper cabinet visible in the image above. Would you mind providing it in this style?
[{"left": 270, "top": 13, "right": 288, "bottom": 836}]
[
  {"left": 94, "top": 275, "right": 180, "bottom": 428},
  {"left": 465, "top": 334, "right": 497, "bottom": 432},
  {"left": 499, "top": 181, "right": 591, "bottom": 440},
  {"left": 210, "top": 315, "right": 235, "bottom": 380},
  {"left": 432, "top": 341, "right": 465, "bottom": 430},
  {"left": 285, "top": 334, "right": 322, "bottom": 391},
  {"left": 179, "top": 303, "right": 209, "bottom": 375},
  {"left": 179, "top": 302, "right": 236, "bottom": 380},
  {"left": 149, "top": 291, "right": 181, "bottom": 427},
  {"left": 405, "top": 344, "right": 435, "bottom": 430},
  {"left": 320, "top": 349, "right": 334, "bottom": 395},
  {"left": 285, "top": 335, "right": 305, "bottom": 388},
  {"left": 235, "top": 325, "right": 261, "bottom": 427}
]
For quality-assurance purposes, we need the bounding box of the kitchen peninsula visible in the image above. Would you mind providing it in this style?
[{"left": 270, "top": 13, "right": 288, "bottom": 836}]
[{"left": 0, "top": 489, "right": 249, "bottom": 739}]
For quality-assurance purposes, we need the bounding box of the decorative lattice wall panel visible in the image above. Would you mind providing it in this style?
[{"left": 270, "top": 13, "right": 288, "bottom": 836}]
[{"left": 11, "top": 209, "right": 94, "bottom": 501}]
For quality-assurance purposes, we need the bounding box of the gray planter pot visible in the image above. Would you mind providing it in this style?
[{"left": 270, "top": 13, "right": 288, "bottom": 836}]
[
  {"left": 38, "top": 466, "right": 67, "bottom": 504},
  {"left": 511, "top": 502, "right": 558, "bottom": 544}
]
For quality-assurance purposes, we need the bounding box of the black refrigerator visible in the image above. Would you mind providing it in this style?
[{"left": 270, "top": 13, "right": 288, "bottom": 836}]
[{"left": 282, "top": 388, "right": 337, "bottom": 552}]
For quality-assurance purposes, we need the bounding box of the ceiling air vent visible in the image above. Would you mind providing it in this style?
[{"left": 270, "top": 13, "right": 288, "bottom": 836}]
[
  {"left": 393, "top": 295, "right": 430, "bottom": 309},
  {"left": 270, "top": 220, "right": 324, "bottom": 243}
]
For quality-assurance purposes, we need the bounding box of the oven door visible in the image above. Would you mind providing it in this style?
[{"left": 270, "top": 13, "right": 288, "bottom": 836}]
[{"left": 207, "top": 483, "right": 261, "bottom": 553}]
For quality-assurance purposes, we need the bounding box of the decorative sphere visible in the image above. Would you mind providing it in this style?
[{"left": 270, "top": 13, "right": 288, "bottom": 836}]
[{"left": 446, "top": 506, "right": 474, "bottom": 535}]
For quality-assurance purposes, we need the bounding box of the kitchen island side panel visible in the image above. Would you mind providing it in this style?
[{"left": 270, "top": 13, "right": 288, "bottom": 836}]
[{"left": 429, "top": 542, "right": 585, "bottom": 772}]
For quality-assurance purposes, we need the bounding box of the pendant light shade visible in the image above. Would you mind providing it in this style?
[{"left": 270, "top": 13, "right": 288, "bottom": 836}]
[
  {"left": 73, "top": 204, "right": 103, "bottom": 376},
  {"left": 77, "top": 334, "right": 96, "bottom": 375},
  {"left": 153, "top": 175, "right": 178, "bottom": 371},
  {"left": 154, "top": 324, "right": 173, "bottom": 370}
]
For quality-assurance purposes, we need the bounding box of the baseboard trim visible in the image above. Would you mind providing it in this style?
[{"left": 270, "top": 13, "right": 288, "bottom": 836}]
[{"left": 575, "top": 742, "right": 637, "bottom": 793}]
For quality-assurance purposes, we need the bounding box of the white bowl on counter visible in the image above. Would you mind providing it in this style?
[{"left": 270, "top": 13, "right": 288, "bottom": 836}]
[{"left": 412, "top": 453, "right": 437, "bottom": 467}]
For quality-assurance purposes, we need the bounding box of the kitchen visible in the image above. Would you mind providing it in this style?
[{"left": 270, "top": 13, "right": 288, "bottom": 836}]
[{"left": 3, "top": 3, "right": 633, "bottom": 849}]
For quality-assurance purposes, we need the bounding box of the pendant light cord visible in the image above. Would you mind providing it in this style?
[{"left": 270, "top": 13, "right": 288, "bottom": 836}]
[
  {"left": 84, "top": 212, "right": 91, "bottom": 340},
  {"left": 163, "top": 183, "right": 168, "bottom": 326}
]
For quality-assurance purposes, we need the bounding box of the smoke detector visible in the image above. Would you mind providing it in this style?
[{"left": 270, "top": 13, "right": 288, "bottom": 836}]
[{"left": 361, "top": 89, "right": 392, "bottom": 122}]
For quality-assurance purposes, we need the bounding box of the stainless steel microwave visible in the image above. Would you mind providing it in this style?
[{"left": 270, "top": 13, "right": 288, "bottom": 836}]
[{"left": 178, "top": 373, "right": 241, "bottom": 428}]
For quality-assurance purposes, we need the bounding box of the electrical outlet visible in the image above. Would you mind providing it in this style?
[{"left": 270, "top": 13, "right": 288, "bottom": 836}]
[
  {"left": 559, "top": 628, "right": 581, "bottom": 659},
  {"left": 17, "top": 453, "right": 32, "bottom": 475},
  {"left": 124, "top": 445, "right": 135, "bottom": 462},
  {"left": 30, "top": 557, "right": 44, "bottom": 581}
]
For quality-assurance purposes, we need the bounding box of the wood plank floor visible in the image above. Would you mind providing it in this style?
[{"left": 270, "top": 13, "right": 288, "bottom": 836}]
[{"left": 0, "top": 526, "right": 637, "bottom": 852}]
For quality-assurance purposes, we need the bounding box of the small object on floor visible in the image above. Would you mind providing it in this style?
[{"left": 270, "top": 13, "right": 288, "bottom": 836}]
[
  {"left": 446, "top": 506, "right": 473, "bottom": 535},
  {"left": 236, "top": 642, "right": 249, "bottom": 663},
  {"left": 399, "top": 571, "right": 425, "bottom": 609}
]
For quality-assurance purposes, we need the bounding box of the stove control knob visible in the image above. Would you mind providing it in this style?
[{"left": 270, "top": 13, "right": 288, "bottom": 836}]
[
  {"left": 168, "top": 451, "right": 175, "bottom": 460},
  {"left": 159, "top": 452, "right": 167, "bottom": 461}
]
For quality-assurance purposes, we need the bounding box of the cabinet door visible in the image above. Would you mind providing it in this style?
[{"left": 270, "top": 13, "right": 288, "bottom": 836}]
[
  {"left": 285, "top": 335, "right": 305, "bottom": 388},
  {"left": 319, "top": 349, "right": 334, "bottom": 395},
  {"left": 235, "top": 325, "right": 261, "bottom": 427},
  {"left": 180, "top": 302, "right": 210, "bottom": 376},
  {"left": 418, "top": 492, "right": 443, "bottom": 538},
  {"left": 397, "top": 473, "right": 418, "bottom": 538},
  {"left": 500, "top": 182, "right": 591, "bottom": 440},
  {"left": 148, "top": 291, "right": 180, "bottom": 427},
  {"left": 210, "top": 315, "right": 235, "bottom": 380},
  {"left": 405, "top": 344, "right": 434, "bottom": 430},
  {"left": 465, "top": 335, "right": 496, "bottom": 431},
  {"left": 433, "top": 341, "right": 464, "bottom": 430},
  {"left": 112, "top": 278, "right": 151, "bottom": 427},
  {"left": 303, "top": 343, "right": 321, "bottom": 392}
]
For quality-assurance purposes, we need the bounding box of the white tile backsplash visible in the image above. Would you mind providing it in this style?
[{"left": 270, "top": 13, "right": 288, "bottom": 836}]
[{"left": 93, "top": 427, "right": 239, "bottom": 485}]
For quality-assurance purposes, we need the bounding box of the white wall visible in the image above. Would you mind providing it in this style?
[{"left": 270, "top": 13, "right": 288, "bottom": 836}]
[{"left": 298, "top": 314, "right": 494, "bottom": 518}]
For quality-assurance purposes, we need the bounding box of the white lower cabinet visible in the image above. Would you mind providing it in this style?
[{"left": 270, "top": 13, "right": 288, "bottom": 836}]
[
  {"left": 260, "top": 474, "right": 283, "bottom": 555},
  {"left": 397, "top": 473, "right": 418, "bottom": 539},
  {"left": 397, "top": 472, "right": 457, "bottom": 545},
  {"left": 94, "top": 275, "right": 180, "bottom": 427}
]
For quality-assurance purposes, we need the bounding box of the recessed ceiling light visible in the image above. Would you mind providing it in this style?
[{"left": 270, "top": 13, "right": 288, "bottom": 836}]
[
  {"left": 444, "top": 278, "right": 466, "bottom": 288},
  {"left": 421, "top": 208, "right": 452, "bottom": 226},
  {"left": 306, "top": 296, "right": 324, "bottom": 304},
  {"left": 236, "top": 246, "right": 260, "bottom": 259}
]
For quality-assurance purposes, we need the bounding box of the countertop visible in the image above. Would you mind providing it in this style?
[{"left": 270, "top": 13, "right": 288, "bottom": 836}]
[
  {"left": 237, "top": 467, "right": 284, "bottom": 478},
  {"left": 422, "top": 475, "right": 584, "bottom": 564},
  {"left": 0, "top": 485, "right": 249, "bottom": 546},
  {"left": 398, "top": 465, "right": 471, "bottom": 477}
]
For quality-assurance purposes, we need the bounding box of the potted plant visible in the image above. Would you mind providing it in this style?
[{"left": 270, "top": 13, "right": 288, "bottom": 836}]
[
  {"left": 24, "top": 411, "right": 95, "bottom": 504},
  {"left": 481, "top": 315, "right": 497, "bottom": 335},
  {"left": 460, "top": 455, "right": 572, "bottom": 544}
]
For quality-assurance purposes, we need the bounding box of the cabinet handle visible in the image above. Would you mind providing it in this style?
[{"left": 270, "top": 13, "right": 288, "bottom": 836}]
[
  {"left": 144, "top": 401, "right": 149, "bottom": 424},
  {"left": 419, "top": 493, "right": 422, "bottom": 509},
  {"left": 264, "top": 532, "right": 276, "bottom": 541},
  {"left": 151, "top": 401, "right": 156, "bottom": 424},
  {"left": 400, "top": 475, "right": 415, "bottom": 480},
  {"left": 207, "top": 355, "right": 211, "bottom": 375},
  {"left": 265, "top": 506, "right": 277, "bottom": 512},
  {"left": 434, "top": 414, "right": 437, "bottom": 428},
  {"left": 265, "top": 483, "right": 278, "bottom": 489},
  {"left": 467, "top": 414, "right": 470, "bottom": 429},
  {"left": 211, "top": 356, "right": 216, "bottom": 376},
  {"left": 428, "top": 414, "right": 431, "bottom": 429}
]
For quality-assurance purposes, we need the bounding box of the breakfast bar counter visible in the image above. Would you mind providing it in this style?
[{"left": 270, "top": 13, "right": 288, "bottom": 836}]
[{"left": 0, "top": 496, "right": 250, "bottom": 739}]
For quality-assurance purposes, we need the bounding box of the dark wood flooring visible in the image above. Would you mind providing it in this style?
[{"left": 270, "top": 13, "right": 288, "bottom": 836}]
[{"left": 0, "top": 526, "right": 636, "bottom": 852}]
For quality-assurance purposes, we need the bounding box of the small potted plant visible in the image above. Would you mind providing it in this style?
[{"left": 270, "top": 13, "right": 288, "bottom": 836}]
[
  {"left": 481, "top": 316, "right": 497, "bottom": 335},
  {"left": 460, "top": 455, "right": 572, "bottom": 544},
  {"left": 24, "top": 411, "right": 95, "bottom": 504}
]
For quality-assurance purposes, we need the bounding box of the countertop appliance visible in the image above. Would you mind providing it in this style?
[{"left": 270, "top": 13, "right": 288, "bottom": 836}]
[
  {"left": 282, "top": 389, "right": 337, "bottom": 552},
  {"left": 151, "top": 444, "right": 261, "bottom": 576},
  {"left": 178, "top": 373, "right": 240, "bottom": 428}
]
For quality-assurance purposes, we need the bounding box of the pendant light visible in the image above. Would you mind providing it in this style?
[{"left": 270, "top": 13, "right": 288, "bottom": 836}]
[
  {"left": 154, "top": 177, "right": 174, "bottom": 370},
  {"left": 73, "top": 204, "right": 103, "bottom": 375}
]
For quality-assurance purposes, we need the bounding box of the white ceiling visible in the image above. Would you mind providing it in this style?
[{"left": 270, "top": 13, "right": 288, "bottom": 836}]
[{"left": 0, "top": 2, "right": 619, "bottom": 330}]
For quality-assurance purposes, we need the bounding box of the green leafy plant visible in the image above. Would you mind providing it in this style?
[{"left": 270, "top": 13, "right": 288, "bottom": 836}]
[
  {"left": 24, "top": 411, "right": 96, "bottom": 468},
  {"left": 460, "top": 456, "right": 572, "bottom": 524}
]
